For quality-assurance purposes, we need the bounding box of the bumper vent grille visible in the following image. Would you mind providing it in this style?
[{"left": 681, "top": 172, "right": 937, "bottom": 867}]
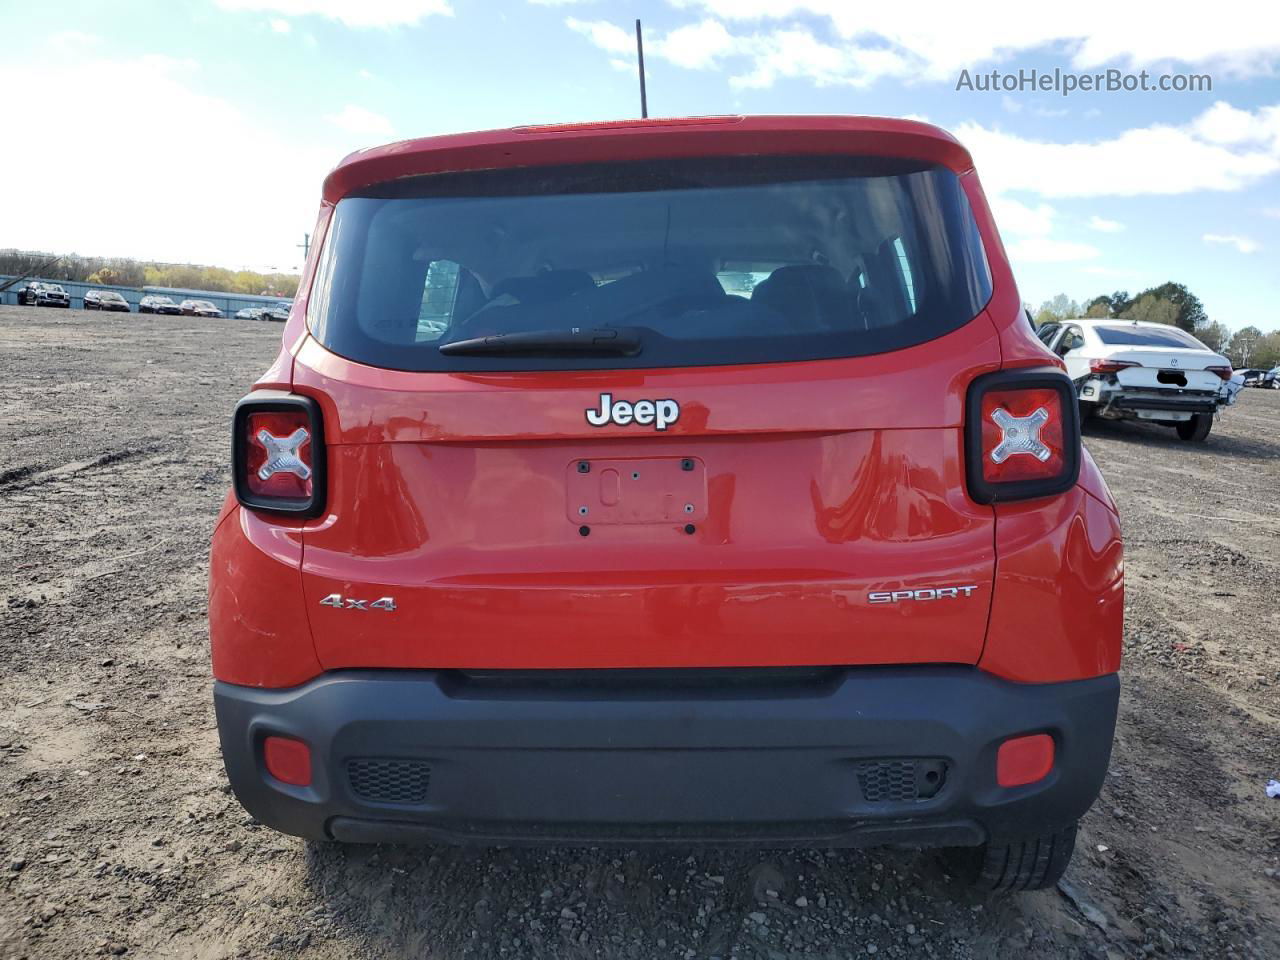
[
  {"left": 855, "top": 759, "right": 947, "bottom": 803},
  {"left": 348, "top": 759, "right": 432, "bottom": 804}
]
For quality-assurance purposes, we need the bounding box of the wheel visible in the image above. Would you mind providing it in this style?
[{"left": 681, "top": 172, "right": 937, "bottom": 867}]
[
  {"left": 1271, "top": 379, "right": 1280, "bottom": 390},
  {"left": 1176, "top": 414, "right": 1212, "bottom": 442},
  {"left": 942, "top": 821, "right": 1077, "bottom": 892}
]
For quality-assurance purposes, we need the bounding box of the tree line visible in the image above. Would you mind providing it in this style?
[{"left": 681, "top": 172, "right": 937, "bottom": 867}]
[
  {"left": 1032, "top": 281, "right": 1280, "bottom": 370},
  {"left": 0, "top": 249, "right": 300, "bottom": 298}
]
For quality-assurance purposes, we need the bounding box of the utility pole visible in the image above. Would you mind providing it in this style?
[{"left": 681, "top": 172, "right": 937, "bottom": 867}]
[
  {"left": 1238, "top": 332, "right": 1257, "bottom": 368},
  {"left": 635, "top": 19, "right": 648, "bottom": 119},
  {"left": 297, "top": 233, "right": 311, "bottom": 260}
]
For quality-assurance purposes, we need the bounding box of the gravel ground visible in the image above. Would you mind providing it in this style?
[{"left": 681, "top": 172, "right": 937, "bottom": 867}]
[{"left": 2, "top": 304, "right": 1279, "bottom": 960}]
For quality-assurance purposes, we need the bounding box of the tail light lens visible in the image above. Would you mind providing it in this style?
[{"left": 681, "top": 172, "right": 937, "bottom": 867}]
[
  {"left": 1089, "top": 358, "right": 1140, "bottom": 375},
  {"left": 1205, "top": 365, "right": 1233, "bottom": 381},
  {"left": 232, "top": 391, "right": 326, "bottom": 517},
  {"left": 966, "top": 369, "right": 1080, "bottom": 504}
]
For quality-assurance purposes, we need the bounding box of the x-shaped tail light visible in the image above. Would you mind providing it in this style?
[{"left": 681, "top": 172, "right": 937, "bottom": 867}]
[
  {"left": 256, "top": 427, "right": 312, "bottom": 481},
  {"left": 989, "top": 407, "right": 1051, "bottom": 464}
]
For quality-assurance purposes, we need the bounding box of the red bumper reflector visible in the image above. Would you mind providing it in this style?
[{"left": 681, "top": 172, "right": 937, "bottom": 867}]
[
  {"left": 264, "top": 736, "right": 312, "bottom": 787},
  {"left": 996, "top": 733, "right": 1055, "bottom": 788}
]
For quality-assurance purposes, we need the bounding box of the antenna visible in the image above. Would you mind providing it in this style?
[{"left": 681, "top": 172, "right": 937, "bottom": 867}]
[
  {"left": 635, "top": 19, "right": 648, "bottom": 119},
  {"left": 297, "top": 232, "right": 311, "bottom": 259}
]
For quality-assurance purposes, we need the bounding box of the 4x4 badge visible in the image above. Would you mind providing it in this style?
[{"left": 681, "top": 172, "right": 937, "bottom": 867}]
[
  {"left": 320, "top": 593, "right": 396, "bottom": 612},
  {"left": 585, "top": 393, "right": 680, "bottom": 431}
]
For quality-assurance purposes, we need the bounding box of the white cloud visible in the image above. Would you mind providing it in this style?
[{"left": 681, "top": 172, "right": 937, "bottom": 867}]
[
  {"left": 49, "top": 31, "right": 102, "bottom": 54},
  {"left": 1001, "top": 95, "right": 1023, "bottom": 114},
  {"left": 1203, "top": 233, "right": 1260, "bottom": 253},
  {"left": 566, "top": 18, "right": 633, "bottom": 56},
  {"left": 0, "top": 49, "right": 368, "bottom": 270},
  {"left": 325, "top": 104, "right": 396, "bottom": 137},
  {"left": 989, "top": 196, "right": 1100, "bottom": 263},
  {"left": 215, "top": 0, "right": 451, "bottom": 28},
  {"left": 955, "top": 101, "right": 1280, "bottom": 269},
  {"left": 1088, "top": 215, "right": 1124, "bottom": 233},
  {"left": 566, "top": 17, "right": 911, "bottom": 89},
  {"left": 1009, "top": 236, "right": 1102, "bottom": 263},
  {"left": 270, "top": 17, "right": 291, "bottom": 32},
  {"left": 954, "top": 107, "right": 1280, "bottom": 199},
  {"left": 1264, "top": 207, "right": 1280, "bottom": 218},
  {"left": 1192, "top": 101, "right": 1260, "bottom": 144},
  {"left": 661, "top": 19, "right": 736, "bottom": 70},
  {"left": 664, "top": 0, "right": 1280, "bottom": 83}
]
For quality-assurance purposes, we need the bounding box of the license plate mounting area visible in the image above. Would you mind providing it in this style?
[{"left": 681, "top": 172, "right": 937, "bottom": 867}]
[{"left": 566, "top": 457, "right": 707, "bottom": 525}]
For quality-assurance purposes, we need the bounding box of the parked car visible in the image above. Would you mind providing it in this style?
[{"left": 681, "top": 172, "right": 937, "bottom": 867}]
[
  {"left": 209, "top": 116, "right": 1122, "bottom": 892},
  {"left": 1237, "top": 368, "right": 1267, "bottom": 387},
  {"left": 1263, "top": 366, "right": 1280, "bottom": 389},
  {"left": 262, "top": 303, "right": 290, "bottom": 321},
  {"left": 84, "top": 290, "right": 131, "bottom": 312},
  {"left": 235, "top": 307, "right": 264, "bottom": 320},
  {"left": 17, "top": 281, "right": 71, "bottom": 308},
  {"left": 181, "top": 299, "right": 224, "bottom": 318},
  {"left": 138, "top": 295, "right": 181, "bottom": 315},
  {"left": 1037, "top": 318, "right": 1233, "bottom": 441}
]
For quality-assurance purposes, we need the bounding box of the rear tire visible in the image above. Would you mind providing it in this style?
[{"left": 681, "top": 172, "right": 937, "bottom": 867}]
[
  {"left": 1176, "top": 414, "right": 1212, "bottom": 442},
  {"left": 942, "top": 821, "right": 1077, "bottom": 892}
]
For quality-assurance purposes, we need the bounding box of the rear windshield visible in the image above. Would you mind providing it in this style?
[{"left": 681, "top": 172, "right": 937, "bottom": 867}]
[
  {"left": 307, "top": 156, "right": 992, "bottom": 371},
  {"left": 1095, "top": 325, "right": 1207, "bottom": 349}
]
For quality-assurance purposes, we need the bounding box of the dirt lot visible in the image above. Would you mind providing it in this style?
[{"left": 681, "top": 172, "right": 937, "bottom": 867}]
[{"left": 2, "top": 304, "right": 1279, "bottom": 960}]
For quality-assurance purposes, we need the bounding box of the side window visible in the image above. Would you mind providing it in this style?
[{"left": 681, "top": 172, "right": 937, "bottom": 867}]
[
  {"left": 1036, "top": 323, "right": 1059, "bottom": 346},
  {"left": 891, "top": 236, "right": 917, "bottom": 313},
  {"left": 417, "top": 259, "right": 461, "bottom": 341},
  {"left": 1056, "top": 325, "right": 1084, "bottom": 356}
]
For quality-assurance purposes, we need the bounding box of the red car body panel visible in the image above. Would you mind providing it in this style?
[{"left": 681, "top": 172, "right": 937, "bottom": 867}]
[
  {"left": 209, "top": 508, "right": 318, "bottom": 687},
  {"left": 210, "top": 115, "right": 1122, "bottom": 691}
]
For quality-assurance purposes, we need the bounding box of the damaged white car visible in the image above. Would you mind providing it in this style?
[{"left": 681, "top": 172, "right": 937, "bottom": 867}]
[{"left": 1037, "top": 319, "right": 1235, "bottom": 442}]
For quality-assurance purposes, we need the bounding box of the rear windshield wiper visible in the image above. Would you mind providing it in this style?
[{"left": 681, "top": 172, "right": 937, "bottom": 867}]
[{"left": 438, "top": 327, "right": 643, "bottom": 357}]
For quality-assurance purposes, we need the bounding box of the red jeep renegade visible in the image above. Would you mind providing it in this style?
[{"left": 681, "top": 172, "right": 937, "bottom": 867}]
[{"left": 209, "top": 115, "right": 1123, "bottom": 891}]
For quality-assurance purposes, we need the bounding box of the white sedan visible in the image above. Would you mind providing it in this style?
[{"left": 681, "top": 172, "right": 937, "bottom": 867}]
[{"left": 1036, "top": 319, "right": 1234, "bottom": 442}]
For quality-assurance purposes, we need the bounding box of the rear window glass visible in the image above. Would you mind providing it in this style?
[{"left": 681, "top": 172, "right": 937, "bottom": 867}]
[
  {"left": 306, "top": 156, "right": 993, "bottom": 371},
  {"left": 1094, "top": 325, "right": 1206, "bottom": 349}
]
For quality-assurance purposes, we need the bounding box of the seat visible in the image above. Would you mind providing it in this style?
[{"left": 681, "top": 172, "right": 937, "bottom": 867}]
[
  {"left": 750, "top": 265, "right": 852, "bottom": 331},
  {"left": 490, "top": 270, "right": 594, "bottom": 306}
]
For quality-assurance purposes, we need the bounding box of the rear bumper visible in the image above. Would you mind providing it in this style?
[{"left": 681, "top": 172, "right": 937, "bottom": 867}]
[
  {"left": 1080, "top": 382, "right": 1222, "bottom": 416},
  {"left": 1111, "top": 396, "right": 1219, "bottom": 414},
  {"left": 214, "top": 667, "right": 1118, "bottom": 847}
]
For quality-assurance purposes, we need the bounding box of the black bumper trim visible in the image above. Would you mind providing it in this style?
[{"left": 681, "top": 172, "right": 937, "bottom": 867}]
[
  {"left": 1112, "top": 397, "right": 1219, "bottom": 413},
  {"left": 214, "top": 667, "right": 1119, "bottom": 847}
]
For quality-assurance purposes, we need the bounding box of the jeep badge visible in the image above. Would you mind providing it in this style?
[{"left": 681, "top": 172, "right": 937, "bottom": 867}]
[{"left": 585, "top": 393, "right": 680, "bottom": 431}]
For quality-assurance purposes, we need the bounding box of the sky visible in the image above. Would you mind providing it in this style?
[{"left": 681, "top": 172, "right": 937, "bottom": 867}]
[{"left": 1, "top": 0, "right": 1279, "bottom": 330}]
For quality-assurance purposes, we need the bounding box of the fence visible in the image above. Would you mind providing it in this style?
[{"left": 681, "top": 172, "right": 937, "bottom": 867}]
[{"left": 0, "top": 276, "right": 293, "bottom": 317}]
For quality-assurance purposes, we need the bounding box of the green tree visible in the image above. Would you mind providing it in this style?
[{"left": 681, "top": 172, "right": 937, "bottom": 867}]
[
  {"left": 1034, "top": 308, "right": 1059, "bottom": 327},
  {"left": 1227, "top": 325, "right": 1265, "bottom": 367},
  {"left": 1196, "top": 320, "right": 1230, "bottom": 353},
  {"left": 1084, "top": 299, "right": 1111, "bottom": 318},
  {"left": 1250, "top": 331, "right": 1280, "bottom": 370},
  {"left": 1035, "top": 294, "right": 1082, "bottom": 324},
  {"left": 1120, "top": 295, "right": 1178, "bottom": 326},
  {"left": 1111, "top": 282, "right": 1204, "bottom": 332},
  {"left": 1, "top": 247, "right": 298, "bottom": 297}
]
